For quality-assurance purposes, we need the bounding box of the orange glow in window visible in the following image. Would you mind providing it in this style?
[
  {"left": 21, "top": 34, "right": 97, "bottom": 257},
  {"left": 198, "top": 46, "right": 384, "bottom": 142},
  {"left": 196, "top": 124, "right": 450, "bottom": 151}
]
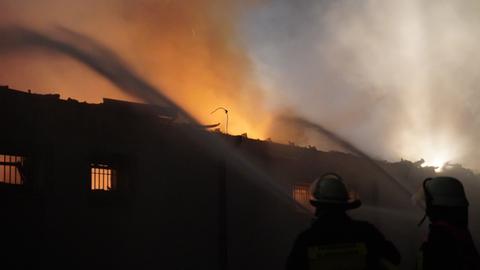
[
  {"left": 292, "top": 184, "right": 314, "bottom": 211},
  {"left": 90, "top": 164, "right": 116, "bottom": 191},
  {"left": 0, "top": 154, "right": 24, "bottom": 185}
]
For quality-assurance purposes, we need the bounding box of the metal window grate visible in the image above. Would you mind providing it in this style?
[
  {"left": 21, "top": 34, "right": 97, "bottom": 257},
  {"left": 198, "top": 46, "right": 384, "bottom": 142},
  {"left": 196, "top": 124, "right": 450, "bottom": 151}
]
[
  {"left": 0, "top": 154, "right": 25, "bottom": 185},
  {"left": 90, "top": 164, "right": 116, "bottom": 191},
  {"left": 293, "top": 184, "right": 314, "bottom": 211}
]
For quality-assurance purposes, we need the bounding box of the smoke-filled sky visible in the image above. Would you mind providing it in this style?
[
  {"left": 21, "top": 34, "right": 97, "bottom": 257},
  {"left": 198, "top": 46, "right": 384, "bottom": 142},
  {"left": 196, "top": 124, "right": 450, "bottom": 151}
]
[
  {"left": 242, "top": 0, "right": 480, "bottom": 170},
  {"left": 0, "top": 0, "right": 270, "bottom": 138},
  {"left": 2, "top": 0, "right": 480, "bottom": 171}
]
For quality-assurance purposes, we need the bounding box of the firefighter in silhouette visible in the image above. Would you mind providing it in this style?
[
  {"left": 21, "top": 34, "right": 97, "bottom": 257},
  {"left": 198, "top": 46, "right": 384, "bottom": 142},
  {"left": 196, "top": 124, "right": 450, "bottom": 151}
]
[
  {"left": 286, "top": 173, "right": 401, "bottom": 270},
  {"left": 415, "top": 177, "right": 480, "bottom": 270}
]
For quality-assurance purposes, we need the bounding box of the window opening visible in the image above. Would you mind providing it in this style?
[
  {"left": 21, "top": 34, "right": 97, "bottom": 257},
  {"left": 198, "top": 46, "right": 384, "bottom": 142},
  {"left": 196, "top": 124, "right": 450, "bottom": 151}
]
[
  {"left": 0, "top": 154, "right": 25, "bottom": 185},
  {"left": 90, "top": 164, "right": 116, "bottom": 191}
]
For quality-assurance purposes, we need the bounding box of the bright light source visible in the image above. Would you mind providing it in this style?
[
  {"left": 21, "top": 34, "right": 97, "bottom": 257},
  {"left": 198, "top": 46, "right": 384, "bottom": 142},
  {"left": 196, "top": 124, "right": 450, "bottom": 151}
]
[{"left": 421, "top": 155, "right": 449, "bottom": 172}]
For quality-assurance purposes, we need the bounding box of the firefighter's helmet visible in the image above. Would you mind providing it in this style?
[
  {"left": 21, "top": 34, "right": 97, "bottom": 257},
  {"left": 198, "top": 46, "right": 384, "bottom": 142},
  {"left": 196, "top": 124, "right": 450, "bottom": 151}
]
[
  {"left": 309, "top": 173, "right": 361, "bottom": 210},
  {"left": 423, "top": 177, "right": 469, "bottom": 208},
  {"left": 416, "top": 176, "right": 470, "bottom": 226}
]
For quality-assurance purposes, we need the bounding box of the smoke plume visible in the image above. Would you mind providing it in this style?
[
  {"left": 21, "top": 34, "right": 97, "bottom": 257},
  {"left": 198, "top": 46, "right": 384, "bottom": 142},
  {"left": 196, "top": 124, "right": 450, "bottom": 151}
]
[
  {"left": 3, "top": 0, "right": 480, "bottom": 171},
  {"left": 243, "top": 0, "right": 480, "bottom": 171},
  {"left": 0, "top": 0, "right": 269, "bottom": 138},
  {"left": 0, "top": 25, "right": 318, "bottom": 217}
]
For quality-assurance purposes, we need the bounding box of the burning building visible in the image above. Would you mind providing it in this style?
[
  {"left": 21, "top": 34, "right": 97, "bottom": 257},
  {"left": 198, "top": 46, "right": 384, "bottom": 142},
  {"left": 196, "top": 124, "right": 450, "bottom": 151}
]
[
  {"left": 1, "top": 85, "right": 478, "bottom": 269},
  {"left": 0, "top": 85, "right": 310, "bottom": 269}
]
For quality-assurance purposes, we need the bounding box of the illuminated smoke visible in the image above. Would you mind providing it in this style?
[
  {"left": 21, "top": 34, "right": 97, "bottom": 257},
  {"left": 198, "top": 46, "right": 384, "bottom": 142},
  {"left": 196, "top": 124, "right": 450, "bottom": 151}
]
[
  {"left": 244, "top": 0, "right": 480, "bottom": 171},
  {"left": 0, "top": 24, "right": 415, "bottom": 210},
  {"left": 280, "top": 115, "right": 413, "bottom": 195},
  {"left": 3, "top": 1, "right": 480, "bottom": 171},
  {"left": 0, "top": 25, "right": 312, "bottom": 214},
  {"left": 2, "top": 2, "right": 480, "bottom": 264},
  {"left": 0, "top": 26, "right": 174, "bottom": 108},
  {"left": 0, "top": 0, "right": 270, "bottom": 138}
]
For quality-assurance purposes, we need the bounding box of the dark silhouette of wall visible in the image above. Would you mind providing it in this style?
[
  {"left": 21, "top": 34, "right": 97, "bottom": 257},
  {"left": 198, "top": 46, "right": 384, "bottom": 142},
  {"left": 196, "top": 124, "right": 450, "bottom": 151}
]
[
  {"left": 0, "top": 86, "right": 310, "bottom": 269},
  {"left": 1, "top": 86, "right": 478, "bottom": 269}
]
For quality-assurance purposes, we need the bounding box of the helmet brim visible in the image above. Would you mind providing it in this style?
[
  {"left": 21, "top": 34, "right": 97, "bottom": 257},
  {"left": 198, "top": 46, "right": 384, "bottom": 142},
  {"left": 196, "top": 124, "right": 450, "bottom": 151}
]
[
  {"left": 431, "top": 196, "right": 469, "bottom": 207},
  {"left": 310, "top": 199, "right": 362, "bottom": 210}
]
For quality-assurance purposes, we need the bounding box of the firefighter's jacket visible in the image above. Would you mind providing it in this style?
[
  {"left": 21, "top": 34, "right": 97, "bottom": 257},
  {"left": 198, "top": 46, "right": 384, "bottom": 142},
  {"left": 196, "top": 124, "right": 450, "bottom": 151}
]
[
  {"left": 286, "top": 212, "right": 401, "bottom": 270},
  {"left": 419, "top": 221, "right": 480, "bottom": 270}
]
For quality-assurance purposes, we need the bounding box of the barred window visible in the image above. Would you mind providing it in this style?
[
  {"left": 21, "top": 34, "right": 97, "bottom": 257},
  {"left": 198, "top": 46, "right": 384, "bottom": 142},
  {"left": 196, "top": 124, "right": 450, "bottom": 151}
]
[
  {"left": 0, "top": 154, "right": 25, "bottom": 185},
  {"left": 293, "top": 184, "right": 314, "bottom": 211},
  {"left": 90, "top": 164, "right": 116, "bottom": 191}
]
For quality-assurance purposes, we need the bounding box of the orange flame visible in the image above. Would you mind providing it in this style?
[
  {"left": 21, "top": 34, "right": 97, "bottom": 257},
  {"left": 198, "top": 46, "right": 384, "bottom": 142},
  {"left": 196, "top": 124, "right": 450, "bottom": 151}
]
[{"left": 0, "top": 0, "right": 271, "bottom": 139}]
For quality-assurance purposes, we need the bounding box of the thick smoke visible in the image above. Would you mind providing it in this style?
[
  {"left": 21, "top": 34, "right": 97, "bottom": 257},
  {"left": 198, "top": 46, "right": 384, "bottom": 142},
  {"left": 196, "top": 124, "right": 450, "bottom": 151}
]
[
  {"left": 2, "top": 2, "right": 480, "bottom": 267},
  {"left": 243, "top": 0, "right": 480, "bottom": 171},
  {"left": 4, "top": 0, "right": 480, "bottom": 171},
  {"left": 0, "top": 26, "right": 174, "bottom": 109},
  {"left": 0, "top": 0, "right": 412, "bottom": 211},
  {"left": 0, "top": 24, "right": 409, "bottom": 204},
  {"left": 280, "top": 115, "right": 412, "bottom": 195},
  {"left": 0, "top": 25, "right": 314, "bottom": 215},
  {"left": 0, "top": 0, "right": 269, "bottom": 137}
]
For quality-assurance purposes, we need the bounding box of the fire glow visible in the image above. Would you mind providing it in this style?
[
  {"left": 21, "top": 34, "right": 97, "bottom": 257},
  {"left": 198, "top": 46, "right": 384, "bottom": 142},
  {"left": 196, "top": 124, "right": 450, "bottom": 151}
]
[
  {"left": 1, "top": 0, "right": 479, "bottom": 171},
  {"left": 0, "top": 0, "right": 271, "bottom": 140}
]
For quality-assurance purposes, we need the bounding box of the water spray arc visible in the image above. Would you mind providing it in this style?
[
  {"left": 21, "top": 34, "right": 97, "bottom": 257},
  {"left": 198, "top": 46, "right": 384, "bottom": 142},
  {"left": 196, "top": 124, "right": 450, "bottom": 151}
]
[
  {"left": 0, "top": 26, "right": 436, "bottom": 269},
  {"left": 0, "top": 25, "right": 310, "bottom": 212},
  {"left": 0, "top": 25, "right": 415, "bottom": 213},
  {"left": 280, "top": 115, "right": 414, "bottom": 197}
]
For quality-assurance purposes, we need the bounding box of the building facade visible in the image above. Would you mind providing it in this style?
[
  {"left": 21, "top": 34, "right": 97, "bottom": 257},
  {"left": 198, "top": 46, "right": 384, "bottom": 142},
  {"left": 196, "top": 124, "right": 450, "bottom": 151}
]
[{"left": 1, "top": 86, "right": 452, "bottom": 269}]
